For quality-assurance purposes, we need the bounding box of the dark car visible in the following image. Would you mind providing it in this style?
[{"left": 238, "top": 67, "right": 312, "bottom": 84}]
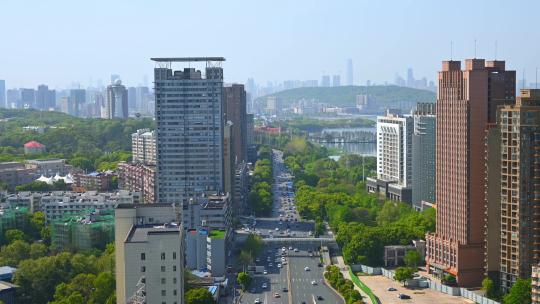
[
  {"left": 317, "top": 295, "right": 324, "bottom": 300},
  {"left": 398, "top": 293, "right": 411, "bottom": 299},
  {"left": 282, "top": 287, "right": 288, "bottom": 292}
]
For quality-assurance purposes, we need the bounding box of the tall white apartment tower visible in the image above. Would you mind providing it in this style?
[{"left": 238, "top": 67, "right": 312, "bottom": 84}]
[
  {"left": 152, "top": 57, "right": 225, "bottom": 205},
  {"left": 376, "top": 109, "right": 413, "bottom": 187}
]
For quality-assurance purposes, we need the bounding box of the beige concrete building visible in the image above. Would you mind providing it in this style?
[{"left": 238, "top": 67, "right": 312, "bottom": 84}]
[
  {"left": 496, "top": 89, "right": 540, "bottom": 292},
  {"left": 533, "top": 264, "right": 540, "bottom": 304},
  {"left": 115, "top": 204, "right": 184, "bottom": 304}
]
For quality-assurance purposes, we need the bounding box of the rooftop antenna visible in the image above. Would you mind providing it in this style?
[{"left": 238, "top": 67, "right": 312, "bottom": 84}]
[{"left": 474, "top": 38, "right": 477, "bottom": 59}]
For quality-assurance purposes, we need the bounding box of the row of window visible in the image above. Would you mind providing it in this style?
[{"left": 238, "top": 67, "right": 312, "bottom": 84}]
[{"left": 140, "top": 252, "right": 177, "bottom": 260}]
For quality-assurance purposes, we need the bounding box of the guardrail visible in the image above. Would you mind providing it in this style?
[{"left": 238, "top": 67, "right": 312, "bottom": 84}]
[{"left": 348, "top": 269, "right": 381, "bottom": 304}]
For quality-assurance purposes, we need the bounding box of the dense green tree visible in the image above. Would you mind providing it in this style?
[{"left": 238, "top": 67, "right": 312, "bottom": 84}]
[
  {"left": 503, "top": 278, "right": 531, "bottom": 304},
  {"left": 482, "top": 277, "right": 498, "bottom": 300},
  {"left": 0, "top": 240, "right": 31, "bottom": 266},
  {"left": 5, "top": 229, "right": 25, "bottom": 243},
  {"left": 403, "top": 250, "right": 422, "bottom": 269},
  {"left": 186, "top": 288, "right": 214, "bottom": 304},
  {"left": 394, "top": 267, "right": 415, "bottom": 286},
  {"left": 237, "top": 272, "right": 252, "bottom": 291}
]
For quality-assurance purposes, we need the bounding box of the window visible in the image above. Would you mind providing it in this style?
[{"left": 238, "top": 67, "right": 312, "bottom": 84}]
[
  {"left": 161, "top": 290, "right": 166, "bottom": 296},
  {"left": 173, "top": 251, "right": 177, "bottom": 260},
  {"left": 141, "top": 253, "right": 146, "bottom": 260},
  {"left": 161, "top": 266, "right": 166, "bottom": 272},
  {"left": 161, "top": 278, "right": 166, "bottom": 284},
  {"left": 173, "top": 289, "right": 177, "bottom": 296},
  {"left": 173, "top": 265, "right": 177, "bottom": 272},
  {"left": 173, "top": 277, "right": 177, "bottom": 284},
  {"left": 141, "top": 266, "right": 146, "bottom": 272},
  {"left": 161, "top": 252, "right": 166, "bottom": 260}
]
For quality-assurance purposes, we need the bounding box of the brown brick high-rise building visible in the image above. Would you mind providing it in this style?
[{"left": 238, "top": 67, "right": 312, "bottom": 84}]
[
  {"left": 425, "top": 59, "right": 515, "bottom": 287},
  {"left": 223, "top": 84, "right": 247, "bottom": 164}
]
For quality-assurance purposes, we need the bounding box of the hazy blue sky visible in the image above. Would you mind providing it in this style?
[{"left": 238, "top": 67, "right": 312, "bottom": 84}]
[{"left": 1, "top": 0, "right": 539, "bottom": 88}]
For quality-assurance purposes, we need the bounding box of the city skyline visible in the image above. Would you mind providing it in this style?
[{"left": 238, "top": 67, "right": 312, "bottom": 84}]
[{"left": 1, "top": 0, "right": 540, "bottom": 88}]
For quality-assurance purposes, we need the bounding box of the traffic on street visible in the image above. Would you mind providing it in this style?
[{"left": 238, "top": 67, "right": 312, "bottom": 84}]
[{"left": 238, "top": 150, "right": 343, "bottom": 304}]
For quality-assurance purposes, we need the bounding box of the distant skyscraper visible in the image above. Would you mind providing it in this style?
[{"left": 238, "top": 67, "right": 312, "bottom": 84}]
[
  {"left": 411, "top": 103, "right": 436, "bottom": 210},
  {"left": 332, "top": 75, "right": 341, "bottom": 87},
  {"left": 136, "top": 86, "right": 150, "bottom": 113},
  {"left": 406, "top": 68, "right": 414, "bottom": 87},
  {"left": 36, "top": 85, "right": 56, "bottom": 110},
  {"left": 20, "top": 88, "right": 35, "bottom": 109},
  {"left": 105, "top": 80, "right": 128, "bottom": 119},
  {"left": 425, "top": 59, "right": 515, "bottom": 287},
  {"left": 127, "top": 87, "right": 136, "bottom": 113},
  {"left": 110, "top": 74, "right": 121, "bottom": 84},
  {"left": 321, "top": 75, "right": 330, "bottom": 87},
  {"left": 7, "top": 89, "right": 20, "bottom": 109},
  {"left": 0, "top": 80, "right": 5, "bottom": 108},
  {"left": 153, "top": 57, "right": 225, "bottom": 205},
  {"left": 69, "top": 89, "right": 86, "bottom": 117},
  {"left": 346, "top": 59, "right": 354, "bottom": 86}
]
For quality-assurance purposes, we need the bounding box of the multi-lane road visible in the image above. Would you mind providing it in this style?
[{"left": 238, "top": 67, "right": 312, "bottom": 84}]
[{"left": 239, "top": 150, "right": 343, "bottom": 304}]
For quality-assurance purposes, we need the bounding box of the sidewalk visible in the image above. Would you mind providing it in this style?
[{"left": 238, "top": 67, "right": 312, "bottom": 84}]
[{"left": 335, "top": 256, "right": 374, "bottom": 304}]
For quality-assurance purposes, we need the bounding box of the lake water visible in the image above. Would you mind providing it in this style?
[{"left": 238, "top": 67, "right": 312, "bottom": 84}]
[{"left": 319, "top": 126, "right": 377, "bottom": 157}]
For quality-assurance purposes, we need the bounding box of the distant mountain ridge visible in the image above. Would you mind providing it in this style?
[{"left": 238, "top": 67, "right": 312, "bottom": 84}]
[{"left": 255, "top": 85, "right": 436, "bottom": 107}]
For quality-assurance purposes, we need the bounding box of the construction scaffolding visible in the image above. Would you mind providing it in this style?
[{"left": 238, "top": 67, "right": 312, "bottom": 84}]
[
  {"left": 50, "top": 210, "right": 114, "bottom": 251},
  {"left": 0, "top": 207, "right": 29, "bottom": 243}
]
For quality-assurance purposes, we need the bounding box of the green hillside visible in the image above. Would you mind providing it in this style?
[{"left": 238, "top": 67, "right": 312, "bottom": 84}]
[{"left": 255, "top": 85, "right": 435, "bottom": 107}]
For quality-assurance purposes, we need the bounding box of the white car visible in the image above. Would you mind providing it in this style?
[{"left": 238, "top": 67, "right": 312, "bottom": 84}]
[
  {"left": 294, "top": 248, "right": 299, "bottom": 252},
  {"left": 282, "top": 247, "right": 286, "bottom": 251},
  {"left": 275, "top": 227, "right": 279, "bottom": 231},
  {"left": 281, "top": 257, "right": 286, "bottom": 261},
  {"left": 311, "top": 280, "right": 317, "bottom": 285},
  {"left": 262, "top": 283, "right": 267, "bottom": 289},
  {"left": 277, "top": 263, "right": 282, "bottom": 268},
  {"left": 263, "top": 270, "right": 268, "bottom": 275},
  {"left": 254, "top": 298, "right": 261, "bottom": 304},
  {"left": 304, "top": 267, "right": 310, "bottom": 271},
  {"left": 288, "top": 246, "right": 292, "bottom": 250}
]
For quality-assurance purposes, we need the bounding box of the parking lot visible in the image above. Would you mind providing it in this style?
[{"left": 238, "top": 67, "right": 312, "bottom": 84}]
[{"left": 359, "top": 275, "right": 474, "bottom": 304}]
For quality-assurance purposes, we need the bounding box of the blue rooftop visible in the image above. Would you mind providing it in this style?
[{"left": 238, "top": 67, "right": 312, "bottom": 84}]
[{"left": 0, "top": 266, "right": 16, "bottom": 281}]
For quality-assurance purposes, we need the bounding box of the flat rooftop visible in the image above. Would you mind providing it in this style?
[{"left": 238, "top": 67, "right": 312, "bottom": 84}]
[
  {"left": 151, "top": 57, "right": 225, "bottom": 62},
  {"left": 127, "top": 224, "right": 180, "bottom": 243}
]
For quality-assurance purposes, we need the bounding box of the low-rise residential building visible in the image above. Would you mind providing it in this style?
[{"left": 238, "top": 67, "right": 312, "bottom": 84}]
[
  {"left": 0, "top": 162, "right": 36, "bottom": 189},
  {"left": 6, "top": 190, "right": 140, "bottom": 221},
  {"left": 383, "top": 240, "right": 426, "bottom": 267},
  {"left": 26, "top": 158, "right": 74, "bottom": 176},
  {"left": 73, "top": 171, "right": 113, "bottom": 191},
  {"left": 183, "top": 194, "right": 232, "bottom": 277},
  {"left": 23, "top": 141, "right": 46, "bottom": 154},
  {"left": 132, "top": 129, "right": 156, "bottom": 165},
  {"left": 50, "top": 210, "right": 114, "bottom": 251},
  {"left": 115, "top": 203, "right": 184, "bottom": 304},
  {"left": 117, "top": 162, "right": 156, "bottom": 203},
  {"left": 0, "top": 207, "right": 29, "bottom": 244}
]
